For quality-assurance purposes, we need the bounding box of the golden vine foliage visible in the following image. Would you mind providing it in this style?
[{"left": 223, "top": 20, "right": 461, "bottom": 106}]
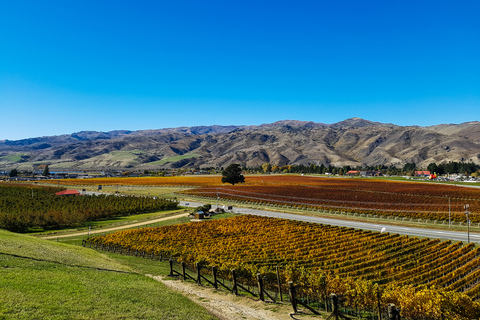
[{"left": 89, "top": 215, "right": 480, "bottom": 318}]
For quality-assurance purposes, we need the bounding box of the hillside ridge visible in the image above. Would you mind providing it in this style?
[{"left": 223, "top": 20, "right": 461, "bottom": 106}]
[{"left": 1, "top": 118, "right": 479, "bottom": 170}]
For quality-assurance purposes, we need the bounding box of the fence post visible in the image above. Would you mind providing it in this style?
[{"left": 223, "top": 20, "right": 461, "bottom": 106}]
[
  {"left": 330, "top": 293, "right": 340, "bottom": 320},
  {"left": 196, "top": 263, "right": 202, "bottom": 286},
  {"left": 377, "top": 287, "right": 382, "bottom": 320},
  {"left": 212, "top": 266, "right": 218, "bottom": 289},
  {"left": 387, "top": 304, "right": 400, "bottom": 320},
  {"left": 182, "top": 262, "right": 187, "bottom": 281},
  {"left": 257, "top": 273, "right": 265, "bottom": 301},
  {"left": 288, "top": 282, "right": 298, "bottom": 314},
  {"left": 276, "top": 265, "right": 283, "bottom": 302},
  {"left": 231, "top": 269, "right": 238, "bottom": 295},
  {"left": 169, "top": 259, "right": 174, "bottom": 277}
]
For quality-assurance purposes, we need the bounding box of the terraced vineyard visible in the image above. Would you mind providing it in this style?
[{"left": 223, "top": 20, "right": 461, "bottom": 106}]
[{"left": 88, "top": 215, "right": 480, "bottom": 318}]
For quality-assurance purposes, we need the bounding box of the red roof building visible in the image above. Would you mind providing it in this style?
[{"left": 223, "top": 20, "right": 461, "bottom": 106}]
[
  {"left": 415, "top": 171, "right": 431, "bottom": 176},
  {"left": 346, "top": 170, "right": 360, "bottom": 175},
  {"left": 55, "top": 189, "right": 81, "bottom": 196}
]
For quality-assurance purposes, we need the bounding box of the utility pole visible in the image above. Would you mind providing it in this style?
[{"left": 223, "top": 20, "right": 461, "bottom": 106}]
[
  {"left": 465, "top": 204, "right": 470, "bottom": 243},
  {"left": 446, "top": 195, "right": 451, "bottom": 228}
]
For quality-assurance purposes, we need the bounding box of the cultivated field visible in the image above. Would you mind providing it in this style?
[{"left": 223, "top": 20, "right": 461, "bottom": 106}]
[
  {"left": 88, "top": 214, "right": 480, "bottom": 319},
  {"left": 56, "top": 175, "right": 480, "bottom": 223}
]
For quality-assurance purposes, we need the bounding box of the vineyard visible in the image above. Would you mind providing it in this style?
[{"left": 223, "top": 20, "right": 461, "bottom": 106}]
[
  {"left": 56, "top": 175, "right": 480, "bottom": 223},
  {"left": 180, "top": 176, "right": 480, "bottom": 223},
  {"left": 0, "top": 184, "right": 178, "bottom": 232},
  {"left": 88, "top": 215, "right": 480, "bottom": 319}
]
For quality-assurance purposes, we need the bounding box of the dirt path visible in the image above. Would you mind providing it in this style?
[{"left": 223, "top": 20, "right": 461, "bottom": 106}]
[
  {"left": 149, "top": 275, "right": 321, "bottom": 320},
  {"left": 40, "top": 212, "right": 190, "bottom": 240}
]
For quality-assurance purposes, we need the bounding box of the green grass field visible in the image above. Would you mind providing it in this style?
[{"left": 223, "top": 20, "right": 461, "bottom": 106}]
[
  {"left": 0, "top": 229, "right": 217, "bottom": 320},
  {"left": 144, "top": 153, "right": 201, "bottom": 166}
]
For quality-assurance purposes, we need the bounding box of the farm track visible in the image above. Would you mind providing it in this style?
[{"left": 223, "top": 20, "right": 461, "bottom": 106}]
[
  {"left": 39, "top": 212, "right": 190, "bottom": 240},
  {"left": 149, "top": 275, "right": 306, "bottom": 320}
]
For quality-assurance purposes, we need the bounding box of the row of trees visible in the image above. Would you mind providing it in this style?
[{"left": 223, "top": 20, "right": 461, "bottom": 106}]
[
  {"left": 245, "top": 161, "right": 480, "bottom": 176},
  {"left": 426, "top": 162, "right": 479, "bottom": 175}
]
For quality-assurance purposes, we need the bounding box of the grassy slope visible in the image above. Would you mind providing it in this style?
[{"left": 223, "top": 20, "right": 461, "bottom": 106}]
[{"left": 0, "top": 230, "right": 217, "bottom": 320}]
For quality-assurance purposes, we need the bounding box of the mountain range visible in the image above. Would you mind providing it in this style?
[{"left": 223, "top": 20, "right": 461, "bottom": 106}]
[{"left": 1, "top": 118, "right": 479, "bottom": 170}]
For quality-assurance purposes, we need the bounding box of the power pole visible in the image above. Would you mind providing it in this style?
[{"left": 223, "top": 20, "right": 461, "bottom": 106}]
[{"left": 465, "top": 204, "right": 470, "bottom": 243}]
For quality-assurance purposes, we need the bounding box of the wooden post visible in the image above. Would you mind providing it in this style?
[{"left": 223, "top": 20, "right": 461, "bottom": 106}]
[
  {"left": 196, "top": 263, "right": 202, "bottom": 286},
  {"left": 257, "top": 273, "right": 265, "bottom": 301},
  {"left": 276, "top": 265, "right": 283, "bottom": 302},
  {"left": 231, "top": 269, "right": 238, "bottom": 295},
  {"left": 288, "top": 282, "right": 298, "bottom": 314},
  {"left": 212, "top": 266, "right": 218, "bottom": 289},
  {"left": 182, "top": 262, "right": 187, "bottom": 281},
  {"left": 387, "top": 304, "right": 399, "bottom": 320},
  {"left": 377, "top": 288, "right": 382, "bottom": 320},
  {"left": 169, "top": 259, "right": 174, "bottom": 277},
  {"left": 330, "top": 293, "right": 339, "bottom": 320}
]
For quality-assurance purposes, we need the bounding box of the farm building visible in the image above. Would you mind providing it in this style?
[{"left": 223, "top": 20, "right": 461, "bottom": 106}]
[
  {"left": 55, "top": 189, "right": 81, "bottom": 196},
  {"left": 415, "top": 171, "right": 431, "bottom": 177}
]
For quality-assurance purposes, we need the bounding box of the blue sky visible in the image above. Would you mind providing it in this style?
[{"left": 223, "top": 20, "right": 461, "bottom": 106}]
[{"left": 1, "top": 1, "right": 479, "bottom": 140}]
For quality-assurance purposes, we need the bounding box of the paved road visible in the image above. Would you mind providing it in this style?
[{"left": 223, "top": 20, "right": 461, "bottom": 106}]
[{"left": 179, "top": 201, "right": 480, "bottom": 243}]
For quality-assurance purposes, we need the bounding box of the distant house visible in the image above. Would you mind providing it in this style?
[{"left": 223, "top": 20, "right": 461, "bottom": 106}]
[
  {"left": 55, "top": 189, "right": 81, "bottom": 196},
  {"left": 346, "top": 170, "right": 360, "bottom": 176},
  {"left": 415, "top": 171, "right": 431, "bottom": 177},
  {"left": 360, "top": 171, "right": 382, "bottom": 177}
]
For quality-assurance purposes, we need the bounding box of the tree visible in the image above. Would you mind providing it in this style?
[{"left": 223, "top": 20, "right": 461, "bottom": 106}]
[
  {"left": 9, "top": 168, "right": 18, "bottom": 177},
  {"left": 43, "top": 165, "right": 50, "bottom": 176},
  {"left": 402, "top": 163, "right": 416, "bottom": 175},
  {"left": 262, "top": 163, "right": 272, "bottom": 174},
  {"left": 221, "top": 164, "right": 245, "bottom": 185},
  {"left": 427, "top": 162, "right": 438, "bottom": 174}
]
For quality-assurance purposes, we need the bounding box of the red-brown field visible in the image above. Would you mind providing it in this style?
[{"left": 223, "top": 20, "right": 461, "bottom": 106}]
[{"left": 61, "top": 175, "right": 480, "bottom": 222}]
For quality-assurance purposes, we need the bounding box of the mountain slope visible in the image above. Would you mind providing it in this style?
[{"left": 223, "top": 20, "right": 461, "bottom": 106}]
[{"left": 1, "top": 118, "right": 479, "bottom": 170}]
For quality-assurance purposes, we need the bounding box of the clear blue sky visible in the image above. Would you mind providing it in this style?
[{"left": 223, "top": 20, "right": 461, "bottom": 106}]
[{"left": 1, "top": 1, "right": 479, "bottom": 140}]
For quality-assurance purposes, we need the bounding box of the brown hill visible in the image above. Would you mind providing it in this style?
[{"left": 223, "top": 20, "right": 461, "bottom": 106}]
[{"left": 1, "top": 118, "right": 479, "bottom": 170}]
